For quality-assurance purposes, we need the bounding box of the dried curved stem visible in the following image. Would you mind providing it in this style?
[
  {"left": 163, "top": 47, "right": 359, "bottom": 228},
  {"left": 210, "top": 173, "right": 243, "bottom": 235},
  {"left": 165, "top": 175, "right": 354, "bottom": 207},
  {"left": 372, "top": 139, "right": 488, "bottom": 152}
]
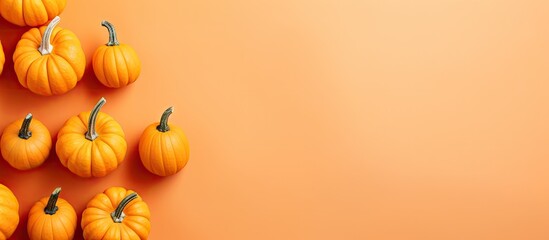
[
  {"left": 157, "top": 107, "right": 173, "bottom": 132},
  {"left": 85, "top": 98, "right": 106, "bottom": 141},
  {"left": 44, "top": 187, "right": 61, "bottom": 215},
  {"left": 18, "top": 113, "right": 33, "bottom": 139},
  {"left": 38, "top": 16, "right": 61, "bottom": 55},
  {"left": 101, "top": 20, "right": 120, "bottom": 46},
  {"left": 111, "top": 192, "right": 138, "bottom": 223}
]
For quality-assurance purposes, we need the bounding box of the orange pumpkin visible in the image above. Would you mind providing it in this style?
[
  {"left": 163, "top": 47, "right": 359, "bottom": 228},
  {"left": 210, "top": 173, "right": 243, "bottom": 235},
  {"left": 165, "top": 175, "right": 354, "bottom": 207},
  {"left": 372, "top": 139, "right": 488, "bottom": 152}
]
[
  {"left": 0, "top": 184, "right": 19, "bottom": 240},
  {"left": 1, "top": 113, "right": 52, "bottom": 170},
  {"left": 0, "top": 0, "right": 65, "bottom": 27},
  {"left": 93, "top": 20, "right": 141, "bottom": 88},
  {"left": 27, "top": 187, "right": 77, "bottom": 240},
  {"left": 139, "top": 107, "right": 190, "bottom": 176},
  {"left": 81, "top": 187, "right": 151, "bottom": 240},
  {"left": 56, "top": 98, "right": 127, "bottom": 177},
  {"left": 0, "top": 41, "right": 4, "bottom": 76},
  {"left": 13, "top": 16, "right": 86, "bottom": 96}
]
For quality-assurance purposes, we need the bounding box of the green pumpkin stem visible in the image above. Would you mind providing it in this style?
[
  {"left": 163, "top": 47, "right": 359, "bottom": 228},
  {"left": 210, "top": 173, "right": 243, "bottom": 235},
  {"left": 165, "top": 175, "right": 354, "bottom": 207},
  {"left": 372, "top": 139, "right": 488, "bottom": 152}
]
[
  {"left": 38, "top": 16, "right": 61, "bottom": 55},
  {"left": 85, "top": 98, "right": 106, "bottom": 141},
  {"left": 101, "top": 20, "right": 120, "bottom": 46},
  {"left": 44, "top": 187, "right": 61, "bottom": 215},
  {"left": 111, "top": 192, "right": 138, "bottom": 223},
  {"left": 157, "top": 107, "right": 173, "bottom": 132},
  {"left": 18, "top": 113, "right": 33, "bottom": 139}
]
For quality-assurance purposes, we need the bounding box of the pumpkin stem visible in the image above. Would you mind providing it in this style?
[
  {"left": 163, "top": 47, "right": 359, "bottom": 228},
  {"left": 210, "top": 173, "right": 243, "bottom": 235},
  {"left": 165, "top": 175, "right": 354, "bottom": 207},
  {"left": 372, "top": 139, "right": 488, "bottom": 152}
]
[
  {"left": 18, "top": 113, "right": 33, "bottom": 139},
  {"left": 85, "top": 98, "right": 106, "bottom": 141},
  {"left": 111, "top": 192, "right": 138, "bottom": 223},
  {"left": 38, "top": 16, "right": 61, "bottom": 55},
  {"left": 44, "top": 187, "right": 61, "bottom": 215},
  {"left": 157, "top": 107, "right": 173, "bottom": 132},
  {"left": 101, "top": 20, "right": 120, "bottom": 46}
]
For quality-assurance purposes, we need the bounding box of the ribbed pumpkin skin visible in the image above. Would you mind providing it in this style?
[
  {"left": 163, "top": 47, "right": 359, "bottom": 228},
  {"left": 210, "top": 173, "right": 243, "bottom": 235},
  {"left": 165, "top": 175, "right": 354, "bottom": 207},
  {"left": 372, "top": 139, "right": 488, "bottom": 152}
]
[
  {"left": 56, "top": 111, "right": 127, "bottom": 177},
  {"left": 0, "top": 41, "right": 4, "bottom": 76},
  {"left": 81, "top": 187, "right": 151, "bottom": 240},
  {"left": 0, "top": 184, "right": 19, "bottom": 240},
  {"left": 93, "top": 44, "right": 141, "bottom": 88},
  {"left": 0, "top": 116, "right": 52, "bottom": 170},
  {"left": 139, "top": 123, "right": 190, "bottom": 176},
  {"left": 27, "top": 197, "right": 77, "bottom": 240},
  {"left": 0, "top": 0, "right": 66, "bottom": 26},
  {"left": 13, "top": 24, "right": 85, "bottom": 96}
]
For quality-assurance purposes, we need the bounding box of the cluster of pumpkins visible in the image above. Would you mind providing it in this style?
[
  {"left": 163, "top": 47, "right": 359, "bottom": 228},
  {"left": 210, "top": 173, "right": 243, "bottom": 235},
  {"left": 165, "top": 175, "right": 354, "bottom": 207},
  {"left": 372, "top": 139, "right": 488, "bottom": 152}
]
[
  {"left": 1, "top": 186, "right": 151, "bottom": 240},
  {"left": 2, "top": 98, "right": 190, "bottom": 178},
  {"left": 0, "top": 0, "right": 190, "bottom": 239}
]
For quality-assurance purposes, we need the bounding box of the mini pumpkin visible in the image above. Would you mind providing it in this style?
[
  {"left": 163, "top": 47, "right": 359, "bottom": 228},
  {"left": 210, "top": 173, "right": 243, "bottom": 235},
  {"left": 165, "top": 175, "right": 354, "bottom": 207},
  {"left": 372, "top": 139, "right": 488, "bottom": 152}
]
[
  {"left": 56, "top": 97, "right": 127, "bottom": 177},
  {"left": 0, "top": 184, "right": 19, "bottom": 240},
  {"left": 0, "top": 41, "right": 4, "bottom": 76},
  {"left": 1, "top": 113, "right": 52, "bottom": 170},
  {"left": 0, "top": 0, "right": 66, "bottom": 26},
  {"left": 93, "top": 20, "right": 141, "bottom": 88},
  {"left": 27, "top": 187, "right": 77, "bottom": 240},
  {"left": 81, "top": 187, "right": 151, "bottom": 240},
  {"left": 139, "top": 107, "right": 190, "bottom": 176},
  {"left": 13, "top": 16, "right": 86, "bottom": 96}
]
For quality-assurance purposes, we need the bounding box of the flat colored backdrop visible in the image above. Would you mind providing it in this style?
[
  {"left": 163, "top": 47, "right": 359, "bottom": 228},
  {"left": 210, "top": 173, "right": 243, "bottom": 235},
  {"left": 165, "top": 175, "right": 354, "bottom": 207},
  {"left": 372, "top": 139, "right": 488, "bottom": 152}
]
[{"left": 1, "top": 0, "right": 549, "bottom": 239}]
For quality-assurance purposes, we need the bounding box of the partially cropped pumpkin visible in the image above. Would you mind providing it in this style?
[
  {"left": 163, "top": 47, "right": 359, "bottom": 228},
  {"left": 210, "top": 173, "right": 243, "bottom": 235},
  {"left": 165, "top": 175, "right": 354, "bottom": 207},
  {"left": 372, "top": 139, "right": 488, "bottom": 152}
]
[
  {"left": 93, "top": 20, "right": 141, "bottom": 88},
  {"left": 81, "top": 187, "right": 151, "bottom": 240},
  {"left": 56, "top": 98, "right": 127, "bottom": 177},
  {"left": 27, "top": 187, "right": 77, "bottom": 240},
  {"left": 0, "top": 184, "right": 19, "bottom": 240},
  {"left": 139, "top": 107, "right": 190, "bottom": 176},
  {"left": 0, "top": 0, "right": 66, "bottom": 27},
  {"left": 1, "top": 113, "right": 52, "bottom": 170},
  {"left": 0, "top": 41, "right": 4, "bottom": 76},
  {"left": 13, "top": 16, "right": 86, "bottom": 96}
]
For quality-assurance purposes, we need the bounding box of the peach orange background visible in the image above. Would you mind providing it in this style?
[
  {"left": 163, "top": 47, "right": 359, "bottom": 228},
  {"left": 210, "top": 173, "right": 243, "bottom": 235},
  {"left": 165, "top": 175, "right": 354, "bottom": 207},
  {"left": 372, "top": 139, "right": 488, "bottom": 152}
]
[{"left": 1, "top": 0, "right": 549, "bottom": 239}]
